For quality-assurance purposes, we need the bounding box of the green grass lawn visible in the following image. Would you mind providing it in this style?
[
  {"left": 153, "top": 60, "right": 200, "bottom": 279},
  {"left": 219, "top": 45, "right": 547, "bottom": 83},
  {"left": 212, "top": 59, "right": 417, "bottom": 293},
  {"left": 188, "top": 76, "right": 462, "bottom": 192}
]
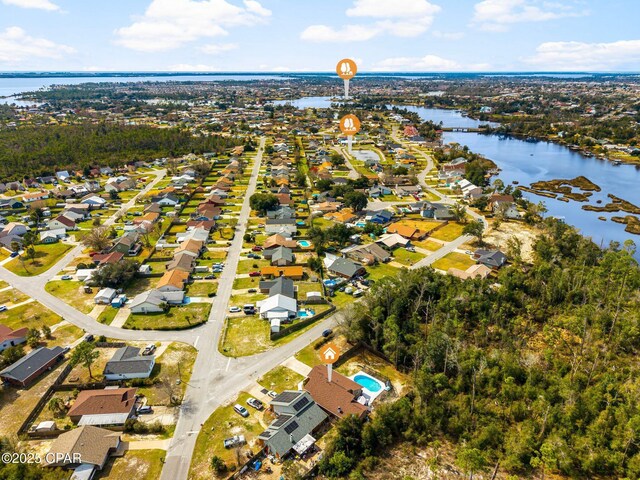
[
  {"left": 0, "top": 287, "right": 30, "bottom": 306},
  {"left": 232, "top": 277, "right": 260, "bottom": 290},
  {"left": 258, "top": 366, "right": 304, "bottom": 393},
  {"left": 186, "top": 281, "right": 218, "bottom": 297},
  {"left": 44, "top": 323, "right": 84, "bottom": 348},
  {"left": 414, "top": 239, "right": 443, "bottom": 251},
  {"left": 5, "top": 243, "right": 73, "bottom": 276},
  {"left": 366, "top": 262, "right": 403, "bottom": 281},
  {"left": 220, "top": 315, "right": 270, "bottom": 357},
  {"left": 124, "top": 303, "right": 211, "bottom": 330},
  {"left": 430, "top": 222, "right": 466, "bottom": 242},
  {"left": 188, "top": 392, "right": 264, "bottom": 479},
  {"left": 98, "top": 307, "right": 118, "bottom": 325},
  {"left": 431, "top": 252, "right": 476, "bottom": 271},
  {"left": 0, "top": 301, "right": 63, "bottom": 331},
  {"left": 96, "top": 449, "right": 165, "bottom": 480},
  {"left": 392, "top": 248, "right": 426, "bottom": 266},
  {"left": 45, "top": 280, "right": 96, "bottom": 314},
  {"left": 236, "top": 259, "right": 269, "bottom": 274}
]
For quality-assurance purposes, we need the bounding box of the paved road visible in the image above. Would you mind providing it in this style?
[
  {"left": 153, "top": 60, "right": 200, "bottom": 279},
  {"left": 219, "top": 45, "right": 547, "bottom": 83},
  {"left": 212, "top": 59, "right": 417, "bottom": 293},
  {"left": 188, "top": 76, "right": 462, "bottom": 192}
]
[
  {"left": 160, "top": 138, "right": 340, "bottom": 480},
  {"left": 332, "top": 146, "right": 360, "bottom": 180}
]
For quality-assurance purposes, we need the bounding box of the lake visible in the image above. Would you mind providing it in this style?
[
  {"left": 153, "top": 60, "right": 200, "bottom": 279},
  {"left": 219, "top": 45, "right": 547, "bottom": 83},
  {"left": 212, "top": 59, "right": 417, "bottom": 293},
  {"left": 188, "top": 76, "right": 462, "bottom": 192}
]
[
  {"left": 0, "top": 74, "right": 291, "bottom": 104},
  {"left": 275, "top": 96, "right": 640, "bottom": 249}
]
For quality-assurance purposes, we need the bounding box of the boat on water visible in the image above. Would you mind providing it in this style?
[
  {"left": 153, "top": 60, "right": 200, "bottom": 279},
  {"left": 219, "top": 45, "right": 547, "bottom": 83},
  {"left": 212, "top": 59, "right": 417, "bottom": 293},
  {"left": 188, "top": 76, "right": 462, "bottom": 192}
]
[{"left": 612, "top": 160, "right": 622, "bottom": 166}]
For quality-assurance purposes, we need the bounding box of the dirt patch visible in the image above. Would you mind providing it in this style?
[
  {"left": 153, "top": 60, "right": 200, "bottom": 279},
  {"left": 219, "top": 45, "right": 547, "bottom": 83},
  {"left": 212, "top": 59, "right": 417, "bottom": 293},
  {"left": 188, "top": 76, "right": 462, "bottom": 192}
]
[{"left": 484, "top": 221, "right": 539, "bottom": 263}]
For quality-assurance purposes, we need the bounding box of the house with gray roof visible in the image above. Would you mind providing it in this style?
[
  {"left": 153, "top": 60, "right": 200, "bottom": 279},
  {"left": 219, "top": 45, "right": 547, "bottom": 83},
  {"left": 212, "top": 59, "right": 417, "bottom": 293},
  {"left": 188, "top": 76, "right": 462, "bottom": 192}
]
[
  {"left": 0, "top": 346, "right": 65, "bottom": 387},
  {"left": 259, "top": 277, "right": 296, "bottom": 299},
  {"left": 265, "top": 246, "right": 295, "bottom": 266},
  {"left": 103, "top": 346, "right": 155, "bottom": 381},
  {"left": 326, "top": 257, "right": 366, "bottom": 279},
  {"left": 258, "top": 391, "right": 327, "bottom": 459}
]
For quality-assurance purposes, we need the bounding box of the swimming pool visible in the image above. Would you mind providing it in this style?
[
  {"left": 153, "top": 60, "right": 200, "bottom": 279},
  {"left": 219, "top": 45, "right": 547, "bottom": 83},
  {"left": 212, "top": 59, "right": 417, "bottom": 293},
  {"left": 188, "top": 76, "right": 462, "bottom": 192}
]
[
  {"left": 354, "top": 374, "right": 382, "bottom": 392},
  {"left": 351, "top": 371, "right": 386, "bottom": 403},
  {"left": 298, "top": 240, "right": 311, "bottom": 247},
  {"left": 297, "top": 309, "right": 316, "bottom": 318}
]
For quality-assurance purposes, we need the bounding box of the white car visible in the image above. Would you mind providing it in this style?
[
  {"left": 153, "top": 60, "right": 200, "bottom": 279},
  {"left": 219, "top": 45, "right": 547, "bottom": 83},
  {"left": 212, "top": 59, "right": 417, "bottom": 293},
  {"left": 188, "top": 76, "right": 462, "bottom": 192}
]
[{"left": 229, "top": 306, "right": 241, "bottom": 313}]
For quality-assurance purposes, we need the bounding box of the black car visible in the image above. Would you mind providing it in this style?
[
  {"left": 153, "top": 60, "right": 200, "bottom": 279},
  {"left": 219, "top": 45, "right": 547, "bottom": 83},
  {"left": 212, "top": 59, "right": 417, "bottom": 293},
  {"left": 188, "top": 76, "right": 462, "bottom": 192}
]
[
  {"left": 322, "top": 329, "right": 333, "bottom": 338},
  {"left": 84, "top": 334, "right": 94, "bottom": 342}
]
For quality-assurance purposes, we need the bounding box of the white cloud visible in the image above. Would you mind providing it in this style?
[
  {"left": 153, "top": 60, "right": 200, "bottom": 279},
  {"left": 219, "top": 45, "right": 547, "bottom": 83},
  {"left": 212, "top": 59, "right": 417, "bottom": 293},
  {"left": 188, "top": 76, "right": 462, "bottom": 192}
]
[
  {"left": 472, "top": 0, "right": 587, "bottom": 31},
  {"left": 373, "top": 54, "right": 461, "bottom": 71},
  {"left": 302, "top": 0, "right": 440, "bottom": 42},
  {"left": 115, "top": 0, "right": 271, "bottom": 52},
  {"left": 200, "top": 42, "right": 238, "bottom": 54},
  {"left": 1, "top": 0, "right": 59, "bottom": 11},
  {"left": 432, "top": 30, "right": 465, "bottom": 40},
  {"left": 169, "top": 63, "right": 219, "bottom": 71},
  {"left": 0, "top": 26, "right": 74, "bottom": 63},
  {"left": 300, "top": 24, "right": 380, "bottom": 43},
  {"left": 346, "top": 0, "right": 440, "bottom": 18},
  {"left": 524, "top": 39, "right": 640, "bottom": 71}
]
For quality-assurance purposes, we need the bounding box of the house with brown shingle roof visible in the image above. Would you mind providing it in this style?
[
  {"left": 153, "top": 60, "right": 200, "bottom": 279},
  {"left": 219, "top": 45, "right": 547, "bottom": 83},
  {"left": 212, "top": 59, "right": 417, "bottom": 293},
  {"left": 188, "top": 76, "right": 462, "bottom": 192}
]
[
  {"left": 68, "top": 387, "right": 137, "bottom": 425},
  {"left": 386, "top": 222, "right": 426, "bottom": 241},
  {"left": 304, "top": 365, "right": 369, "bottom": 419},
  {"left": 174, "top": 239, "right": 203, "bottom": 258},
  {"left": 263, "top": 234, "right": 297, "bottom": 250},
  {"left": 166, "top": 252, "right": 196, "bottom": 273},
  {"left": 0, "top": 324, "right": 28, "bottom": 352},
  {"left": 44, "top": 425, "right": 122, "bottom": 472},
  {"left": 157, "top": 269, "right": 189, "bottom": 292}
]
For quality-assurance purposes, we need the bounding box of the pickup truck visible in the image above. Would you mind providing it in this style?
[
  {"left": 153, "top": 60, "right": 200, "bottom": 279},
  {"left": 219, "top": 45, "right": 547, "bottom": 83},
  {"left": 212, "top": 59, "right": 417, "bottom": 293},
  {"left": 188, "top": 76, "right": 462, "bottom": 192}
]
[{"left": 223, "top": 435, "right": 246, "bottom": 449}]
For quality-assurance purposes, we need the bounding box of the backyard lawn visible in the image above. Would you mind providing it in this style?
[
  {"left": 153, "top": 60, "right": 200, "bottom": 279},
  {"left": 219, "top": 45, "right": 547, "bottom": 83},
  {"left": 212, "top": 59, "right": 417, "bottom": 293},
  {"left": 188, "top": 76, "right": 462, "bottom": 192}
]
[
  {"left": 366, "top": 262, "right": 402, "bottom": 281},
  {"left": 97, "top": 449, "right": 165, "bottom": 480},
  {"left": 258, "top": 366, "right": 304, "bottom": 393},
  {"left": 236, "top": 259, "right": 269, "bottom": 274},
  {"left": 232, "top": 277, "right": 260, "bottom": 290},
  {"left": 431, "top": 252, "right": 476, "bottom": 271},
  {"left": 429, "top": 222, "right": 466, "bottom": 242},
  {"left": 123, "top": 303, "right": 211, "bottom": 330},
  {"left": 5, "top": 243, "right": 73, "bottom": 276},
  {"left": 189, "top": 391, "right": 265, "bottom": 478},
  {"left": 45, "top": 280, "right": 95, "bottom": 314},
  {"left": 414, "top": 239, "right": 444, "bottom": 252}
]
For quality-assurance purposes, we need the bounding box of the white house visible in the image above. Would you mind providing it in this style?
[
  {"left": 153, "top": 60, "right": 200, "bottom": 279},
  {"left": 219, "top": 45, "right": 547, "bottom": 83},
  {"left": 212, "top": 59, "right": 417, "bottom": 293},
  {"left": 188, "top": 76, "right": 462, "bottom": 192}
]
[
  {"left": 258, "top": 294, "right": 297, "bottom": 321},
  {"left": 103, "top": 346, "right": 155, "bottom": 381},
  {"left": 39, "top": 228, "right": 66, "bottom": 244},
  {"left": 129, "top": 289, "right": 184, "bottom": 314},
  {"left": 81, "top": 196, "right": 107, "bottom": 208},
  {"left": 94, "top": 288, "right": 117, "bottom": 305}
]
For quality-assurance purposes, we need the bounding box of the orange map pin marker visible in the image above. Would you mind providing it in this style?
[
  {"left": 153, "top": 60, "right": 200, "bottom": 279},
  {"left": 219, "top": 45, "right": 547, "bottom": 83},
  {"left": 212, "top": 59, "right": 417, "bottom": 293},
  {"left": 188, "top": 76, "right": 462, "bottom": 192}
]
[{"left": 340, "top": 114, "right": 361, "bottom": 136}]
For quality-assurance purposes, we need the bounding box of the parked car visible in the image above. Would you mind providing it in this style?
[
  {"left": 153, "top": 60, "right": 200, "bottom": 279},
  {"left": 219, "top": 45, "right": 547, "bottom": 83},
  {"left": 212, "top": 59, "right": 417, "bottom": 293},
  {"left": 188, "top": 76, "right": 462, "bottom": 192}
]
[
  {"left": 229, "top": 306, "right": 241, "bottom": 313},
  {"left": 9, "top": 251, "right": 19, "bottom": 258},
  {"left": 246, "top": 398, "right": 263, "bottom": 410},
  {"left": 0, "top": 305, "right": 7, "bottom": 312},
  {"left": 267, "top": 391, "right": 278, "bottom": 399},
  {"left": 247, "top": 288, "right": 257, "bottom": 293},
  {"left": 61, "top": 275, "right": 73, "bottom": 280},
  {"left": 322, "top": 329, "right": 333, "bottom": 338},
  {"left": 84, "top": 334, "right": 94, "bottom": 342},
  {"left": 223, "top": 435, "right": 246, "bottom": 449},
  {"left": 233, "top": 404, "right": 249, "bottom": 417},
  {"left": 137, "top": 406, "right": 153, "bottom": 414},
  {"left": 248, "top": 271, "right": 261, "bottom": 277},
  {"left": 247, "top": 253, "right": 260, "bottom": 259},
  {"left": 208, "top": 292, "right": 217, "bottom": 298},
  {"left": 204, "top": 274, "right": 216, "bottom": 280},
  {"left": 252, "top": 246, "right": 263, "bottom": 251},
  {"left": 142, "top": 344, "right": 156, "bottom": 355}
]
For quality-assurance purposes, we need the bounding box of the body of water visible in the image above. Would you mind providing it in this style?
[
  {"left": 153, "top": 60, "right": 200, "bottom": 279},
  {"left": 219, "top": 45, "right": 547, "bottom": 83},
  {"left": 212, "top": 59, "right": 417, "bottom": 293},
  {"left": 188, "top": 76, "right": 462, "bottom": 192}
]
[
  {"left": 277, "top": 96, "right": 640, "bottom": 248},
  {"left": 404, "top": 107, "right": 640, "bottom": 249},
  {"left": 0, "top": 74, "right": 290, "bottom": 104}
]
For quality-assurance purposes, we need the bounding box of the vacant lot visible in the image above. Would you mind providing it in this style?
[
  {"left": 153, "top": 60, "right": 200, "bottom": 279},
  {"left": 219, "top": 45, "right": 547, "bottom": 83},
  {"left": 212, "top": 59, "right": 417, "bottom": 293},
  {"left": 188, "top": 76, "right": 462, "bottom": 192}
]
[
  {"left": 97, "top": 449, "right": 165, "bottom": 480},
  {"left": 138, "top": 342, "right": 197, "bottom": 406},
  {"left": 295, "top": 334, "right": 351, "bottom": 368},
  {"left": 392, "top": 248, "right": 426, "bottom": 266},
  {"left": 5, "top": 243, "right": 73, "bottom": 276},
  {"left": 186, "top": 281, "right": 218, "bottom": 297},
  {"left": 124, "top": 303, "right": 211, "bottom": 330},
  {"left": 431, "top": 252, "right": 475, "bottom": 271},
  {"left": 0, "top": 287, "right": 30, "bottom": 307},
  {"left": 0, "top": 300, "right": 63, "bottom": 331},
  {"left": 189, "top": 392, "right": 267, "bottom": 479},
  {"left": 258, "top": 366, "right": 304, "bottom": 393},
  {"left": 220, "top": 315, "right": 270, "bottom": 357},
  {"left": 429, "top": 222, "right": 465, "bottom": 242},
  {"left": 46, "top": 280, "right": 95, "bottom": 314}
]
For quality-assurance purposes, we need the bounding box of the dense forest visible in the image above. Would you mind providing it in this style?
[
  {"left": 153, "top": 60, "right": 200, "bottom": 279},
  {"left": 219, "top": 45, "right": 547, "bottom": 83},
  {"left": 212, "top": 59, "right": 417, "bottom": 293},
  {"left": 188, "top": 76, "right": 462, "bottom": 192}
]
[
  {"left": 0, "top": 123, "right": 242, "bottom": 180},
  {"left": 321, "top": 220, "right": 640, "bottom": 479}
]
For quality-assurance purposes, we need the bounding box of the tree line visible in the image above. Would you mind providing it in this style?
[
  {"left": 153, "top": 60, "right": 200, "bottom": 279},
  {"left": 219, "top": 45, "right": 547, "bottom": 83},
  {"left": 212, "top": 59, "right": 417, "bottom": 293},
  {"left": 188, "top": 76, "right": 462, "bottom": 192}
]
[{"left": 320, "top": 219, "right": 640, "bottom": 479}]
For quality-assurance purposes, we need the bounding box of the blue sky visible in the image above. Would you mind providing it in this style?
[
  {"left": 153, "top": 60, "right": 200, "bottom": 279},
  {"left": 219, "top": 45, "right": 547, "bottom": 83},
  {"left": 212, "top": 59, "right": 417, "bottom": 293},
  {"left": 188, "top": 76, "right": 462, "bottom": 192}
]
[{"left": 1, "top": 0, "right": 639, "bottom": 72}]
